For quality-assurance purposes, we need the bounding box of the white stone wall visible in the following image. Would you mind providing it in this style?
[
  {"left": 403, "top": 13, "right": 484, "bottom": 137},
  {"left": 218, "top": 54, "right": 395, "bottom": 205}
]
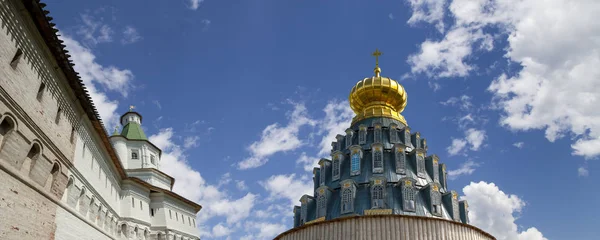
[
  {"left": 0, "top": 1, "right": 201, "bottom": 239},
  {"left": 73, "top": 132, "right": 122, "bottom": 212},
  {"left": 55, "top": 207, "right": 112, "bottom": 240},
  {"left": 112, "top": 138, "right": 160, "bottom": 170},
  {"left": 127, "top": 171, "right": 171, "bottom": 190}
]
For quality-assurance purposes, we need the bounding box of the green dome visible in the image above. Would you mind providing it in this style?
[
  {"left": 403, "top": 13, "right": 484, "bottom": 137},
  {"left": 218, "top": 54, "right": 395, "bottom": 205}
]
[{"left": 120, "top": 122, "right": 147, "bottom": 140}]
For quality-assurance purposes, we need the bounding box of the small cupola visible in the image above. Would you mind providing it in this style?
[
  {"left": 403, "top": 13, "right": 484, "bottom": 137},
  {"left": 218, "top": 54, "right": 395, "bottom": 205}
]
[{"left": 119, "top": 105, "right": 147, "bottom": 140}]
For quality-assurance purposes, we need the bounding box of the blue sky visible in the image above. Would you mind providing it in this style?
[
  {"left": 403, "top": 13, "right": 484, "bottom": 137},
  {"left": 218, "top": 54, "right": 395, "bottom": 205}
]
[{"left": 46, "top": 0, "right": 599, "bottom": 239}]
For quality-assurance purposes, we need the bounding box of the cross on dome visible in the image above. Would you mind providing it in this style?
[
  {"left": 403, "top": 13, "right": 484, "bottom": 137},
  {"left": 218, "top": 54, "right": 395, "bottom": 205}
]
[{"left": 372, "top": 49, "right": 383, "bottom": 77}]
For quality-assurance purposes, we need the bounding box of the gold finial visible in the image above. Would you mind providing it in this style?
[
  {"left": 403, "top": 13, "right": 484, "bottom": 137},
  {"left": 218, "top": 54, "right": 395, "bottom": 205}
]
[
  {"left": 129, "top": 105, "right": 135, "bottom": 112},
  {"left": 372, "top": 49, "right": 382, "bottom": 77}
]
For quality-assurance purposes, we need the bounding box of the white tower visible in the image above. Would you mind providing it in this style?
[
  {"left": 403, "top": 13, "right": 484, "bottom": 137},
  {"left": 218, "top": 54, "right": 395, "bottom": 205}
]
[{"left": 110, "top": 106, "right": 174, "bottom": 190}]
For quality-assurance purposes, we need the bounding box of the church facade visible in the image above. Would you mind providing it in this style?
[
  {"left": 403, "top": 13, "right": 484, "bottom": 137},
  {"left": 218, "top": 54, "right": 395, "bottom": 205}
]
[
  {"left": 275, "top": 51, "right": 495, "bottom": 239},
  {"left": 0, "top": 0, "right": 201, "bottom": 239}
]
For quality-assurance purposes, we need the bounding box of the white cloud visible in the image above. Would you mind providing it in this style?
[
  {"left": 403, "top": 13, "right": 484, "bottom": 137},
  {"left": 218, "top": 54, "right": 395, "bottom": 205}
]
[
  {"left": 408, "top": 26, "right": 493, "bottom": 78},
  {"left": 578, "top": 167, "right": 589, "bottom": 177},
  {"left": 243, "top": 222, "right": 287, "bottom": 240},
  {"left": 152, "top": 100, "right": 162, "bottom": 110},
  {"left": 253, "top": 204, "right": 288, "bottom": 220},
  {"left": 121, "top": 26, "right": 142, "bottom": 44},
  {"left": 316, "top": 100, "right": 354, "bottom": 156},
  {"left": 210, "top": 193, "right": 257, "bottom": 224},
  {"left": 149, "top": 128, "right": 257, "bottom": 236},
  {"left": 388, "top": 13, "right": 395, "bottom": 20},
  {"left": 408, "top": 0, "right": 600, "bottom": 162},
  {"left": 77, "top": 14, "right": 113, "bottom": 46},
  {"left": 202, "top": 19, "right": 211, "bottom": 31},
  {"left": 217, "top": 172, "right": 232, "bottom": 187},
  {"left": 513, "top": 142, "right": 524, "bottom": 148},
  {"left": 458, "top": 114, "right": 475, "bottom": 128},
  {"left": 183, "top": 136, "right": 200, "bottom": 149},
  {"left": 406, "top": 0, "right": 447, "bottom": 32},
  {"left": 465, "top": 128, "right": 486, "bottom": 150},
  {"left": 189, "top": 0, "right": 204, "bottom": 10},
  {"left": 441, "top": 95, "right": 473, "bottom": 111},
  {"left": 62, "top": 35, "right": 133, "bottom": 129},
  {"left": 212, "top": 223, "right": 231, "bottom": 237},
  {"left": 448, "top": 160, "right": 479, "bottom": 180},
  {"left": 296, "top": 152, "right": 320, "bottom": 172},
  {"left": 447, "top": 138, "right": 467, "bottom": 156},
  {"left": 571, "top": 137, "right": 600, "bottom": 159},
  {"left": 447, "top": 128, "right": 486, "bottom": 155},
  {"left": 462, "top": 181, "right": 547, "bottom": 240},
  {"left": 238, "top": 102, "right": 316, "bottom": 169},
  {"left": 260, "top": 174, "right": 313, "bottom": 207},
  {"left": 428, "top": 81, "right": 441, "bottom": 91},
  {"left": 235, "top": 180, "right": 248, "bottom": 191}
]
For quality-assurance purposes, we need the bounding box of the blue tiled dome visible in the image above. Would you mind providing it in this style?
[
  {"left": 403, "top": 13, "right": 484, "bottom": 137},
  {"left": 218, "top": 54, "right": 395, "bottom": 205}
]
[{"left": 292, "top": 117, "right": 470, "bottom": 227}]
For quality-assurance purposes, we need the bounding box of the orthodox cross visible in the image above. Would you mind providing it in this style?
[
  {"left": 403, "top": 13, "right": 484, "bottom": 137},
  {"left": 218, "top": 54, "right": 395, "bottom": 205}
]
[
  {"left": 129, "top": 105, "right": 135, "bottom": 112},
  {"left": 372, "top": 49, "right": 382, "bottom": 67}
]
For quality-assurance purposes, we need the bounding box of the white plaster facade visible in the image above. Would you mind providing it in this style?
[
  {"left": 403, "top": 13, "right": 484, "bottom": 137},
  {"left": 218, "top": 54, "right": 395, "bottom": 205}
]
[{"left": 0, "top": 0, "right": 202, "bottom": 239}]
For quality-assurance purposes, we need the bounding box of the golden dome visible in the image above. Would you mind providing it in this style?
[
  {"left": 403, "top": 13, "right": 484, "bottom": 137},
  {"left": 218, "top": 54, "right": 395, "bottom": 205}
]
[{"left": 348, "top": 50, "right": 408, "bottom": 125}]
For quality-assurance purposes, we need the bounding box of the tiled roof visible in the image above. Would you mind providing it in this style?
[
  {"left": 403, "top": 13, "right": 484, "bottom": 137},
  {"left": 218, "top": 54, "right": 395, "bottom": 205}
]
[{"left": 120, "top": 122, "right": 147, "bottom": 140}]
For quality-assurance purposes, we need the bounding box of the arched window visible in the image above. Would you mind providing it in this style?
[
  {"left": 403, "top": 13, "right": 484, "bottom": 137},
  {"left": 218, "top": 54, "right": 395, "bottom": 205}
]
[
  {"left": 451, "top": 193, "right": 460, "bottom": 221},
  {"left": 319, "top": 165, "right": 326, "bottom": 186},
  {"left": 395, "top": 146, "right": 406, "bottom": 174},
  {"left": 416, "top": 153, "right": 426, "bottom": 178},
  {"left": 404, "top": 128, "right": 411, "bottom": 147},
  {"left": 131, "top": 152, "right": 138, "bottom": 160},
  {"left": 10, "top": 48, "right": 23, "bottom": 69},
  {"left": 70, "top": 127, "right": 76, "bottom": 143},
  {"left": 371, "top": 185, "right": 385, "bottom": 209},
  {"left": 372, "top": 145, "right": 383, "bottom": 173},
  {"left": 433, "top": 158, "right": 440, "bottom": 182},
  {"left": 358, "top": 125, "right": 367, "bottom": 144},
  {"left": 431, "top": 190, "right": 442, "bottom": 216},
  {"left": 389, "top": 125, "right": 398, "bottom": 143},
  {"left": 25, "top": 142, "right": 41, "bottom": 171},
  {"left": 351, "top": 153, "right": 360, "bottom": 175},
  {"left": 300, "top": 201, "right": 307, "bottom": 225},
  {"left": 150, "top": 155, "right": 156, "bottom": 164},
  {"left": 55, "top": 108, "right": 62, "bottom": 124},
  {"left": 341, "top": 188, "right": 354, "bottom": 214},
  {"left": 332, "top": 154, "right": 340, "bottom": 181},
  {"left": 317, "top": 194, "right": 327, "bottom": 218},
  {"left": 402, "top": 181, "right": 416, "bottom": 212},
  {"left": 50, "top": 162, "right": 60, "bottom": 193},
  {"left": 440, "top": 164, "right": 448, "bottom": 189},
  {"left": 121, "top": 224, "right": 128, "bottom": 238},
  {"left": 374, "top": 125, "right": 382, "bottom": 143},
  {"left": 414, "top": 133, "right": 421, "bottom": 149},
  {"left": 89, "top": 197, "right": 96, "bottom": 220},
  {"left": 78, "top": 188, "right": 86, "bottom": 210},
  {"left": 345, "top": 129, "right": 353, "bottom": 148},
  {"left": 336, "top": 135, "right": 344, "bottom": 151},
  {"left": 0, "top": 115, "right": 16, "bottom": 151}
]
